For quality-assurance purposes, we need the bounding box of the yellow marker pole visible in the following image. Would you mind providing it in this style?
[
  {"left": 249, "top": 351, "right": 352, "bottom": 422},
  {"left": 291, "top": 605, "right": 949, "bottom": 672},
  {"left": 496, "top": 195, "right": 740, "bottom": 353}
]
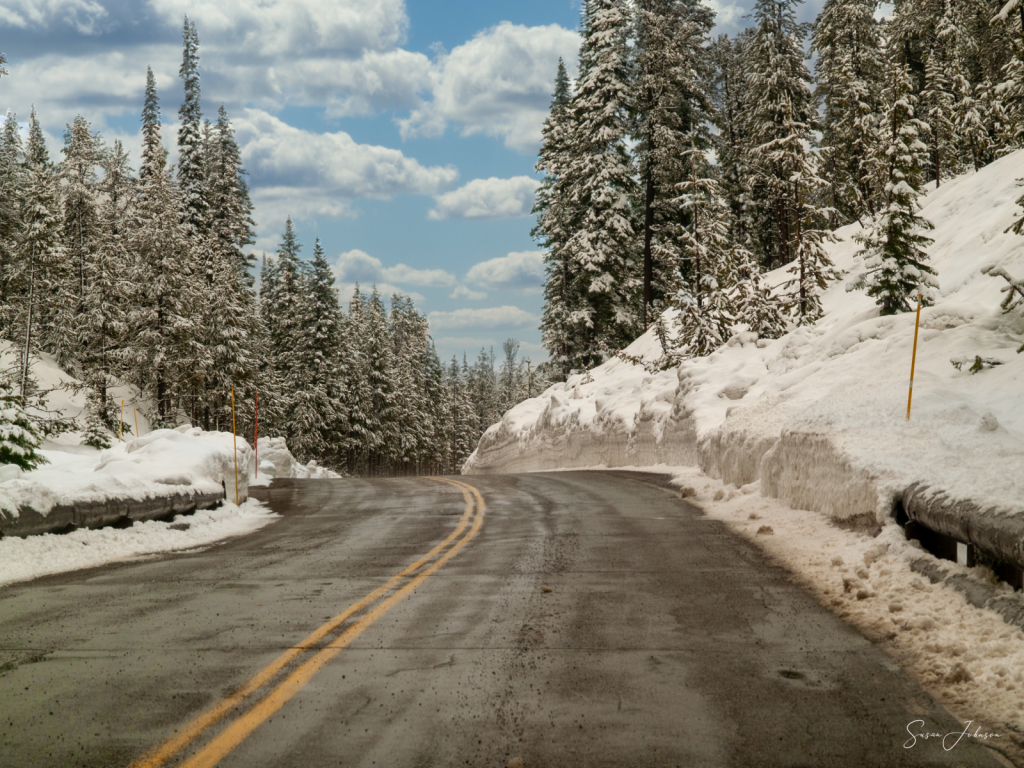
[
  {"left": 134, "top": 408, "right": 139, "bottom": 437},
  {"left": 906, "top": 295, "right": 923, "bottom": 421},
  {"left": 231, "top": 386, "right": 239, "bottom": 506},
  {"left": 119, "top": 400, "right": 124, "bottom": 443}
]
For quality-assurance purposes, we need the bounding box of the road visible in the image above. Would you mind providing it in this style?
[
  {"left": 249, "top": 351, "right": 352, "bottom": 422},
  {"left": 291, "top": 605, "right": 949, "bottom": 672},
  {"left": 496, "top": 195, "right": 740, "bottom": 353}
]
[{"left": 0, "top": 472, "right": 1013, "bottom": 768}]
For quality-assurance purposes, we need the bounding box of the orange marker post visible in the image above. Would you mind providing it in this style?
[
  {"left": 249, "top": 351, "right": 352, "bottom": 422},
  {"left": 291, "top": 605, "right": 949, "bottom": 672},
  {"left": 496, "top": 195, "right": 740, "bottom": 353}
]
[
  {"left": 231, "top": 386, "right": 239, "bottom": 506},
  {"left": 133, "top": 407, "right": 139, "bottom": 438},
  {"left": 907, "top": 295, "right": 923, "bottom": 421}
]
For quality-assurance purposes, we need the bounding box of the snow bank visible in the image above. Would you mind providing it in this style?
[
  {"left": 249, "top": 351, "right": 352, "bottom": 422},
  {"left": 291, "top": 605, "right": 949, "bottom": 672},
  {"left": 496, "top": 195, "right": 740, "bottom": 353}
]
[
  {"left": 466, "top": 151, "right": 1024, "bottom": 535},
  {"left": 0, "top": 426, "right": 253, "bottom": 533},
  {"left": 0, "top": 498, "right": 277, "bottom": 588},
  {"left": 251, "top": 436, "right": 341, "bottom": 485}
]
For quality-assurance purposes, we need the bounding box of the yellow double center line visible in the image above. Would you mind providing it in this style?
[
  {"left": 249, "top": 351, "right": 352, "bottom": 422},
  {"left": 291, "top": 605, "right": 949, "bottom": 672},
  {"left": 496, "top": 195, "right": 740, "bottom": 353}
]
[{"left": 128, "top": 477, "right": 486, "bottom": 768}]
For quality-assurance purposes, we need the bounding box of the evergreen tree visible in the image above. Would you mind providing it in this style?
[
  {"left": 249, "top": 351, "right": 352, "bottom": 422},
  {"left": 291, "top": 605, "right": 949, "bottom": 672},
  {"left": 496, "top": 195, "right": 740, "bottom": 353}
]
[
  {"left": 0, "top": 110, "right": 24, "bottom": 336},
  {"left": 0, "top": 376, "right": 46, "bottom": 470},
  {"left": 177, "top": 16, "right": 207, "bottom": 238},
  {"left": 670, "top": 141, "right": 735, "bottom": 355},
  {"left": 811, "top": 0, "right": 886, "bottom": 221},
  {"left": 12, "top": 108, "right": 63, "bottom": 404},
  {"left": 855, "top": 64, "right": 938, "bottom": 315},
  {"left": 632, "top": 0, "right": 716, "bottom": 327},
  {"left": 563, "top": 0, "right": 639, "bottom": 366},
  {"left": 535, "top": 59, "right": 577, "bottom": 381}
]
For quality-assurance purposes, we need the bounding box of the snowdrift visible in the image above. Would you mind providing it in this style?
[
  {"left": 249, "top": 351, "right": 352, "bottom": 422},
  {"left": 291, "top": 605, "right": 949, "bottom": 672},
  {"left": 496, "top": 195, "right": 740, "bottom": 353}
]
[
  {"left": 466, "top": 151, "right": 1024, "bottom": 547},
  {"left": 0, "top": 342, "right": 335, "bottom": 536}
]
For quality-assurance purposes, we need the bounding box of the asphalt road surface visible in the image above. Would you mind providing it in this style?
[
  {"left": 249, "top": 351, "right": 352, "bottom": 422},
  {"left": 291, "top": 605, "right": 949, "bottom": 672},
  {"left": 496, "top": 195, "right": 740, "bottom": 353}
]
[{"left": 0, "top": 472, "right": 1014, "bottom": 768}]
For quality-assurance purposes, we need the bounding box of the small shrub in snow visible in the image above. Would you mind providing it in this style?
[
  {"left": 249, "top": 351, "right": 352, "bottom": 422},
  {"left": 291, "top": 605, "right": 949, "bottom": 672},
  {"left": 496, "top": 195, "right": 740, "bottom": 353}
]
[{"left": 0, "top": 378, "right": 47, "bottom": 471}]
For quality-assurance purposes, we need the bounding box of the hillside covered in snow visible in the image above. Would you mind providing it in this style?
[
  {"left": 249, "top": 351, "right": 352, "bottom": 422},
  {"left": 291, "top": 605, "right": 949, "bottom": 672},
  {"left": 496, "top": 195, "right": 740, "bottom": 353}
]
[{"left": 466, "top": 151, "right": 1024, "bottom": 530}]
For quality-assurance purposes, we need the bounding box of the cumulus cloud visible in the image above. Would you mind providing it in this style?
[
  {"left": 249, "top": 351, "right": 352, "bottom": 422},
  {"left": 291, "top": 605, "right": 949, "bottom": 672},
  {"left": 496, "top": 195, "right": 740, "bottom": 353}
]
[
  {"left": 428, "top": 176, "right": 539, "bottom": 221},
  {"left": 1, "top": 0, "right": 108, "bottom": 34},
  {"left": 233, "top": 109, "right": 457, "bottom": 234},
  {"left": 398, "top": 22, "right": 580, "bottom": 152},
  {"left": 381, "top": 263, "right": 457, "bottom": 287},
  {"left": 148, "top": 0, "right": 409, "bottom": 57},
  {"left": 466, "top": 251, "right": 544, "bottom": 293},
  {"left": 449, "top": 285, "right": 487, "bottom": 301},
  {"left": 427, "top": 306, "right": 539, "bottom": 330}
]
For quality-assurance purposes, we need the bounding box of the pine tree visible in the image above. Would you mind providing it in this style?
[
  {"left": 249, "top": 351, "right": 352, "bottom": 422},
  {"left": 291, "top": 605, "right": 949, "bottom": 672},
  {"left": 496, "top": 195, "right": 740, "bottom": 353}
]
[
  {"left": 670, "top": 141, "right": 735, "bottom": 355},
  {"left": 81, "top": 392, "right": 112, "bottom": 449},
  {"left": 82, "top": 140, "right": 134, "bottom": 428},
  {"left": 855, "top": 64, "right": 938, "bottom": 315},
  {"left": 563, "top": 0, "right": 639, "bottom": 366},
  {"left": 127, "top": 74, "right": 200, "bottom": 426},
  {"left": 811, "top": 0, "right": 886, "bottom": 221},
  {"left": 535, "top": 59, "right": 577, "bottom": 381},
  {"left": 0, "top": 110, "right": 24, "bottom": 336},
  {"left": 632, "top": 0, "right": 716, "bottom": 328},
  {"left": 0, "top": 375, "right": 46, "bottom": 470},
  {"left": 177, "top": 16, "right": 207, "bottom": 238},
  {"left": 12, "top": 108, "right": 64, "bottom": 405},
  {"left": 921, "top": 38, "right": 957, "bottom": 185}
]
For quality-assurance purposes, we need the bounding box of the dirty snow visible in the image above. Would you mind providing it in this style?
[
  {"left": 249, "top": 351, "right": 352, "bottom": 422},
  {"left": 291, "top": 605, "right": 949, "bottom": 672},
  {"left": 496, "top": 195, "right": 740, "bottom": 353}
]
[{"left": 0, "top": 498, "right": 277, "bottom": 588}]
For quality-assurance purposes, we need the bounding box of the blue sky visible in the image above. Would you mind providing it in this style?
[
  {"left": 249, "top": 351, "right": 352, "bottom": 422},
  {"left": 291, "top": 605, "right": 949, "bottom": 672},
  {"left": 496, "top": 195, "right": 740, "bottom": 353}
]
[{"left": 0, "top": 0, "right": 819, "bottom": 364}]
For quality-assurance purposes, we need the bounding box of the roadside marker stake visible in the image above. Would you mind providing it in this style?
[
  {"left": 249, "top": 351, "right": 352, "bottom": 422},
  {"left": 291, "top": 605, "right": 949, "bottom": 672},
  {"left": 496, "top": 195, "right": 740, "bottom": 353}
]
[
  {"left": 231, "top": 386, "right": 239, "bottom": 506},
  {"left": 134, "top": 407, "right": 139, "bottom": 437},
  {"left": 907, "top": 294, "right": 923, "bottom": 421}
]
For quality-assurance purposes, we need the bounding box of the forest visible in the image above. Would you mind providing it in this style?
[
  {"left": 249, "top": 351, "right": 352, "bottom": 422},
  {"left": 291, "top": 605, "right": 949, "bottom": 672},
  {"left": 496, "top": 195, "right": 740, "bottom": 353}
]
[
  {"left": 535, "top": 0, "right": 1024, "bottom": 377},
  {"left": 0, "top": 20, "right": 544, "bottom": 476}
]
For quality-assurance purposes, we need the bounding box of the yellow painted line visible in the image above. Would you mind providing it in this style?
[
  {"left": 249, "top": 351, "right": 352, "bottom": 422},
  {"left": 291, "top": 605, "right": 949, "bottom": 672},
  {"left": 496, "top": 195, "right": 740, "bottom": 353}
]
[
  {"left": 128, "top": 478, "right": 481, "bottom": 768},
  {"left": 177, "top": 477, "right": 485, "bottom": 768}
]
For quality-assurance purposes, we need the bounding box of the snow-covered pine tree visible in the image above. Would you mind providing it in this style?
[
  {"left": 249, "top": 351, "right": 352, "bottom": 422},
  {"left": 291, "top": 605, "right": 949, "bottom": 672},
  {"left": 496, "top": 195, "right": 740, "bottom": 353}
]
[
  {"left": 811, "top": 0, "right": 886, "bottom": 222},
  {"left": 0, "top": 375, "right": 46, "bottom": 470},
  {"left": 421, "top": 343, "right": 452, "bottom": 474},
  {"left": 469, "top": 347, "right": 499, "bottom": 437},
  {"left": 632, "top": 0, "right": 715, "bottom": 328},
  {"left": 535, "top": 59, "right": 578, "bottom": 382},
  {"left": 363, "top": 288, "right": 398, "bottom": 474},
  {"left": 343, "top": 285, "right": 377, "bottom": 474},
  {"left": 855, "top": 63, "right": 938, "bottom": 315},
  {"left": 448, "top": 355, "right": 477, "bottom": 471},
  {"left": 670, "top": 141, "right": 735, "bottom": 356},
  {"left": 921, "top": 29, "right": 958, "bottom": 185},
  {"left": 497, "top": 338, "right": 523, "bottom": 415},
  {"left": 0, "top": 110, "right": 24, "bottom": 337},
  {"left": 56, "top": 115, "right": 104, "bottom": 370},
  {"left": 287, "top": 238, "right": 345, "bottom": 466},
  {"left": 177, "top": 16, "right": 207, "bottom": 239},
  {"left": 732, "top": 244, "right": 788, "bottom": 339},
  {"left": 264, "top": 217, "right": 306, "bottom": 438},
  {"left": 389, "top": 294, "right": 430, "bottom": 473},
  {"left": 81, "top": 392, "right": 111, "bottom": 449},
  {"left": 207, "top": 105, "right": 256, "bottom": 284},
  {"left": 127, "top": 72, "right": 200, "bottom": 426},
  {"left": 11, "top": 108, "right": 64, "bottom": 405},
  {"left": 744, "top": 0, "right": 822, "bottom": 273},
  {"left": 82, "top": 139, "right": 134, "bottom": 428},
  {"left": 563, "top": 0, "right": 639, "bottom": 367}
]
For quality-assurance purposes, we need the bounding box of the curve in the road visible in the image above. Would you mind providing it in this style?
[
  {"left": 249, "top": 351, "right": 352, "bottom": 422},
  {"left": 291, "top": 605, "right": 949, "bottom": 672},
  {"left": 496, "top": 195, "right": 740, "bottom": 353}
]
[{"left": 128, "top": 477, "right": 485, "bottom": 768}]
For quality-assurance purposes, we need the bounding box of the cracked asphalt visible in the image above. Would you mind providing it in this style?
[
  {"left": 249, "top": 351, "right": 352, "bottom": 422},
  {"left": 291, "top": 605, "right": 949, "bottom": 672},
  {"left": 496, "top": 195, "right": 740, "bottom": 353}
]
[{"left": 0, "top": 472, "right": 1013, "bottom": 767}]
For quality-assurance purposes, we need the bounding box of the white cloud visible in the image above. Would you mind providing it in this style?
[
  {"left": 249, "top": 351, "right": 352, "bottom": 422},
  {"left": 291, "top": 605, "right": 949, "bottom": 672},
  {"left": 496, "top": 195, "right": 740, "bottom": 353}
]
[
  {"left": 331, "top": 249, "right": 384, "bottom": 283},
  {"left": 428, "top": 175, "right": 539, "bottom": 220},
  {"left": 148, "top": 0, "right": 409, "bottom": 56},
  {"left": 427, "top": 305, "right": 539, "bottom": 330},
  {"left": 398, "top": 22, "right": 580, "bottom": 152},
  {"left": 466, "top": 251, "right": 544, "bottom": 293},
  {"left": 449, "top": 285, "right": 487, "bottom": 301},
  {"left": 381, "top": 263, "right": 457, "bottom": 287},
  {"left": 1, "top": 0, "right": 108, "bottom": 34},
  {"left": 233, "top": 109, "right": 457, "bottom": 235}
]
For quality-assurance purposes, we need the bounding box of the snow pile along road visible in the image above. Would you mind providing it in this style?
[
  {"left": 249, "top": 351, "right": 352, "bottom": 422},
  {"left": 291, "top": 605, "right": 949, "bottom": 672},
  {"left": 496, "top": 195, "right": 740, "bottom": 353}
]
[
  {"left": 466, "top": 151, "right": 1024, "bottom": 541},
  {"left": 0, "top": 426, "right": 254, "bottom": 536},
  {"left": 251, "top": 436, "right": 341, "bottom": 485}
]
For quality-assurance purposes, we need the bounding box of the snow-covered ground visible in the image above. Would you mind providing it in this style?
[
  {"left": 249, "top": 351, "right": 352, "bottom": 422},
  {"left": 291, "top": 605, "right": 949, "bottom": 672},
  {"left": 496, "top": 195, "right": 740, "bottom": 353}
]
[
  {"left": 0, "top": 340, "right": 338, "bottom": 586},
  {"left": 0, "top": 498, "right": 276, "bottom": 588},
  {"left": 466, "top": 150, "right": 1024, "bottom": 528}
]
